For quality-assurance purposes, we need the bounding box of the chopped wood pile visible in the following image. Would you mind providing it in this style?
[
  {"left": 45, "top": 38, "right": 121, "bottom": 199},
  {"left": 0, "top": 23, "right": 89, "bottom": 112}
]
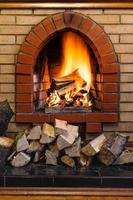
[{"left": 0, "top": 119, "right": 131, "bottom": 168}]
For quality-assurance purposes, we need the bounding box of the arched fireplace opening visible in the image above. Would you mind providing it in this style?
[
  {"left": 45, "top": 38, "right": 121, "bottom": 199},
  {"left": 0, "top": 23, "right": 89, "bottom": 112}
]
[
  {"left": 16, "top": 11, "right": 119, "bottom": 134},
  {"left": 34, "top": 30, "right": 99, "bottom": 112}
]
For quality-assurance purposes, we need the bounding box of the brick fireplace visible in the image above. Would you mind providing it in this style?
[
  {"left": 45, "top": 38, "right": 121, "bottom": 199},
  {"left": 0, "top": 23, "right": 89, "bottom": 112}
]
[
  {"left": 0, "top": 1, "right": 133, "bottom": 191},
  {"left": 0, "top": 2, "right": 133, "bottom": 142},
  {"left": 15, "top": 11, "right": 119, "bottom": 134}
]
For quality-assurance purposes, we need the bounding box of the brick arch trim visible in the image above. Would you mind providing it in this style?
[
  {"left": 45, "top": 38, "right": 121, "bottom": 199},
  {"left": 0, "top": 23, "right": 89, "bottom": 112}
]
[{"left": 16, "top": 11, "right": 119, "bottom": 124}]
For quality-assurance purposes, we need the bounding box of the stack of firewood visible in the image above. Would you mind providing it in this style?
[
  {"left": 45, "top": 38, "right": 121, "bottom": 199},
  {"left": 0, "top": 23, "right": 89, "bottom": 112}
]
[{"left": 0, "top": 119, "right": 133, "bottom": 168}]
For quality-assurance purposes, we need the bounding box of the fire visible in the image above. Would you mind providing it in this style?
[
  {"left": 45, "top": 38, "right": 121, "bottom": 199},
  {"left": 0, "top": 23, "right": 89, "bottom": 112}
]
[
  {"left": 44, "top": 31, "right": 93, "bottom": 109},
  {"left": 60, "top": 31, "right": 92, "bottom": 90}
]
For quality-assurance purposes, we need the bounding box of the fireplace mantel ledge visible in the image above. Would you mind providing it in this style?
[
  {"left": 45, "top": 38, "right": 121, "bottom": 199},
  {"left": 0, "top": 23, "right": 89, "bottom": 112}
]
[
  {"left": 0, "top": 2, "right": 133, "bottom": 9},
  {"left": 0, "top": 187, "right": 133, "bottom": 196}
]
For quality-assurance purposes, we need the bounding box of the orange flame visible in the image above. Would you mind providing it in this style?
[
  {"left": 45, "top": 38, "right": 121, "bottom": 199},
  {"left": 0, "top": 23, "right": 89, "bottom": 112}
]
[{"left": 60, "top": 31, "right": 92, "bottom": 90}]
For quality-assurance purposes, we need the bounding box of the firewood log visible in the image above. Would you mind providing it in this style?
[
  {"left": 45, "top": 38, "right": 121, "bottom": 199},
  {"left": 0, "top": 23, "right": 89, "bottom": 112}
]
[
  {"left": 27, "top": 141, "right": 41, "bottom": 153},
  {"left": 11, "top": 152, "right": 31, "bottom": 167},
  {"left": 0, "top": 136, "right": 14, "bottom": 148},
  {"left": 45, "top": 149, "right": 57, "bottom": 165},
  {"left": 53, "top": 69, "right": 81, "bottom": 82},
  {"left": 40, "top": 123, "right": 55, "bottom": 144},
  {"left": 113, "top": 149, "right": 133, "bottom": 165},
  {"left": 51, "top": 79, "right": 74, "bottom": 90},
  {"left": 17, "top": 134, "right": 29, "bottom": 152},
  {"left": 65, "top": 137, "right": 81, "bottom": 157},
  {"left": 33, "top": 148, "right": 45, "bottom": 163},
  {"left": 52, "top": 69, "right": 86, "bottom": 96},
  {"left": 57, "top": 124, "right": 79, "bottom": 150},
  {"left": 40, "top": 134, "right": 55, "bottom": 144},
  {"left": 61, "top": 155, "right": 75, "bottom": 168},
  {"left": 81, "top": 134, "right": 106, "bottom": 156},
  {"left": 79, "top": 153, "right": 92, "bottom": 167},
  {"left": 27, "top": 125, "right": 42, "bottom": 140},
  {"left": 99, "top": 133, "right": 129, "bottom": 166},
  {"left": 42, "top": 123, "right": 55, "bottom": 137},
  {"left": 55, "top": 119, "right": 67, "bottom": 136},
  {"left": 48, "top": 143, "right": 59, "bottom": 158}
]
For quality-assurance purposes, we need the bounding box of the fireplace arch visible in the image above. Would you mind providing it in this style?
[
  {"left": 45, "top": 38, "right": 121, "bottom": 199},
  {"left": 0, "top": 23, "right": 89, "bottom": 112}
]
[{"left": 16, "top": 11, "right": 119, "bottom": 133}]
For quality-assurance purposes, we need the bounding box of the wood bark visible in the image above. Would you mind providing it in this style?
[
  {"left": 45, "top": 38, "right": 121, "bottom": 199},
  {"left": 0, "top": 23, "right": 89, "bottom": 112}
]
[
  {"left": 11, "top": 152, "right": 31, "bottom": 167},
  {"left": 81, "top": 134, "right": 106, "bottom": 156},
  {"left": 45, "top": 149, "right": 57, "bottom": 166},
  {"left": 99, "top": 133, "right": 129, "bottom": 166},
  {"left": 61, "top": 155, "right": 75, "bottom": 168}
]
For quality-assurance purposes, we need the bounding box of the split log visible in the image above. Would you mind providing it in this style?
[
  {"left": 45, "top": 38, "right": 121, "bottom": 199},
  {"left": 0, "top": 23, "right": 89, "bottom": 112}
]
[
  {"left": 79, "top": 153, "right": 92, "bottom": 167},
  {"left": 52, "top": 69, "right": 86, "bottom": 96},
  {"left": 57, "top": 124, "right": 79, "bottom": 150},
  {"left": 99, "top": 133, "right": 129, "bottom": 166},
  {"left": 113, "top": 149, "right": 133, "bottom": 165},
  {"left": 55, "top": 119, "right": 67, "bottom": 136},
  {"left": 33, "top": 144, "right": 45, "bottom": 163},
  {"left": 53, "top": 69, "right": 83, "bottom": 83},
  {"left": 45, "top": 149, "right": 57, "bottom": 165},
  {"left": 48, "top": 143, "right": 59, "bottom": 157},
  {"left": 65, "top": 137, "right": 81, "bottom": 157},
  {"left": 42, "top": 123, "right": 55, "bottom": 137},
  {"left": 27, "top": 141, "right": 41, "bottom": 153},
  {"left": 27, "top": 125, "right": 42, "bottom": 140},
  {"left": 17, "top": 134, "right": 29, "bottom": 152},
  {"left": 51, "top": 79, "right": 74, "bottom": 90},
  {"left": 61, "top": 155, "right": 75, "bottom": 168},
  {"left": 81, "top": 134, "right": 106, "bottom": 156},
  {"left": 40, "top": 134, "right": 55, "bottom": 144},
  {"left": 11, "top": 152, "right": 31, "bottom": 167},
  {"left": 40, "top": 123, "right": 55, "bottom": 144},
  {"left": 0, "top": 136, "right": 14, "bottom": 148}
]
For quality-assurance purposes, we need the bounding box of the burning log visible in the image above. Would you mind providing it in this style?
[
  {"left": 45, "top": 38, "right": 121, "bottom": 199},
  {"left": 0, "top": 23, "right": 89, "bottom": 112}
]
[
  {"left": 53, "top": 69, "right": 83, "bottom": 83},
  {"left": 57, "top": 124, "right": 79, "bottom": 150},
  {"left": 53, "top": 70, "right": 86, "bottom": 96},
  {"left": 11, "top": 152, "right": 31, "bottom": 167},
  {"left": 45, "top": 149, "right": 57, "bottom": 166},
  {"left": 61, "top": 155, "right": 75, "bottom": 168},
  {"left": 81, "top": 134, "right": 106, "bottom": 156},
  {"left": 65, "top": 137, "right": 81, "bottom": 157},
  {"left": 27, "top": 125, "right": 42, "bottom": 140},
  {"left": 99, "top": 133, "right": 129, "bottom": 166},
  {"left": 17, "top": 134, "right": 29, "bottom": 152}
]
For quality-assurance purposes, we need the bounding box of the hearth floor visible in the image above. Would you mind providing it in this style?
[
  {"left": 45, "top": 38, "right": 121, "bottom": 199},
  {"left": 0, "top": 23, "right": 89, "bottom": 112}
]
[{"left": 0, "top": 163, "right": 133, "bottom": 187}]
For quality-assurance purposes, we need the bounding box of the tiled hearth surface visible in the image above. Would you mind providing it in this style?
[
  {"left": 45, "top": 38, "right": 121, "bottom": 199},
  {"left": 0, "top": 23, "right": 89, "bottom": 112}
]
[{"left": 0, "top": 163, "right": 133, "bottom": 187}]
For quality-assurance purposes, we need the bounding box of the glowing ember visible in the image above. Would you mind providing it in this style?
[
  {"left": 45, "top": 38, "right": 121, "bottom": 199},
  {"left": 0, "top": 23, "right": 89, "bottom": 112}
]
[{"left": 44, "top": 31, "right": 93, "bottom": 109}]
